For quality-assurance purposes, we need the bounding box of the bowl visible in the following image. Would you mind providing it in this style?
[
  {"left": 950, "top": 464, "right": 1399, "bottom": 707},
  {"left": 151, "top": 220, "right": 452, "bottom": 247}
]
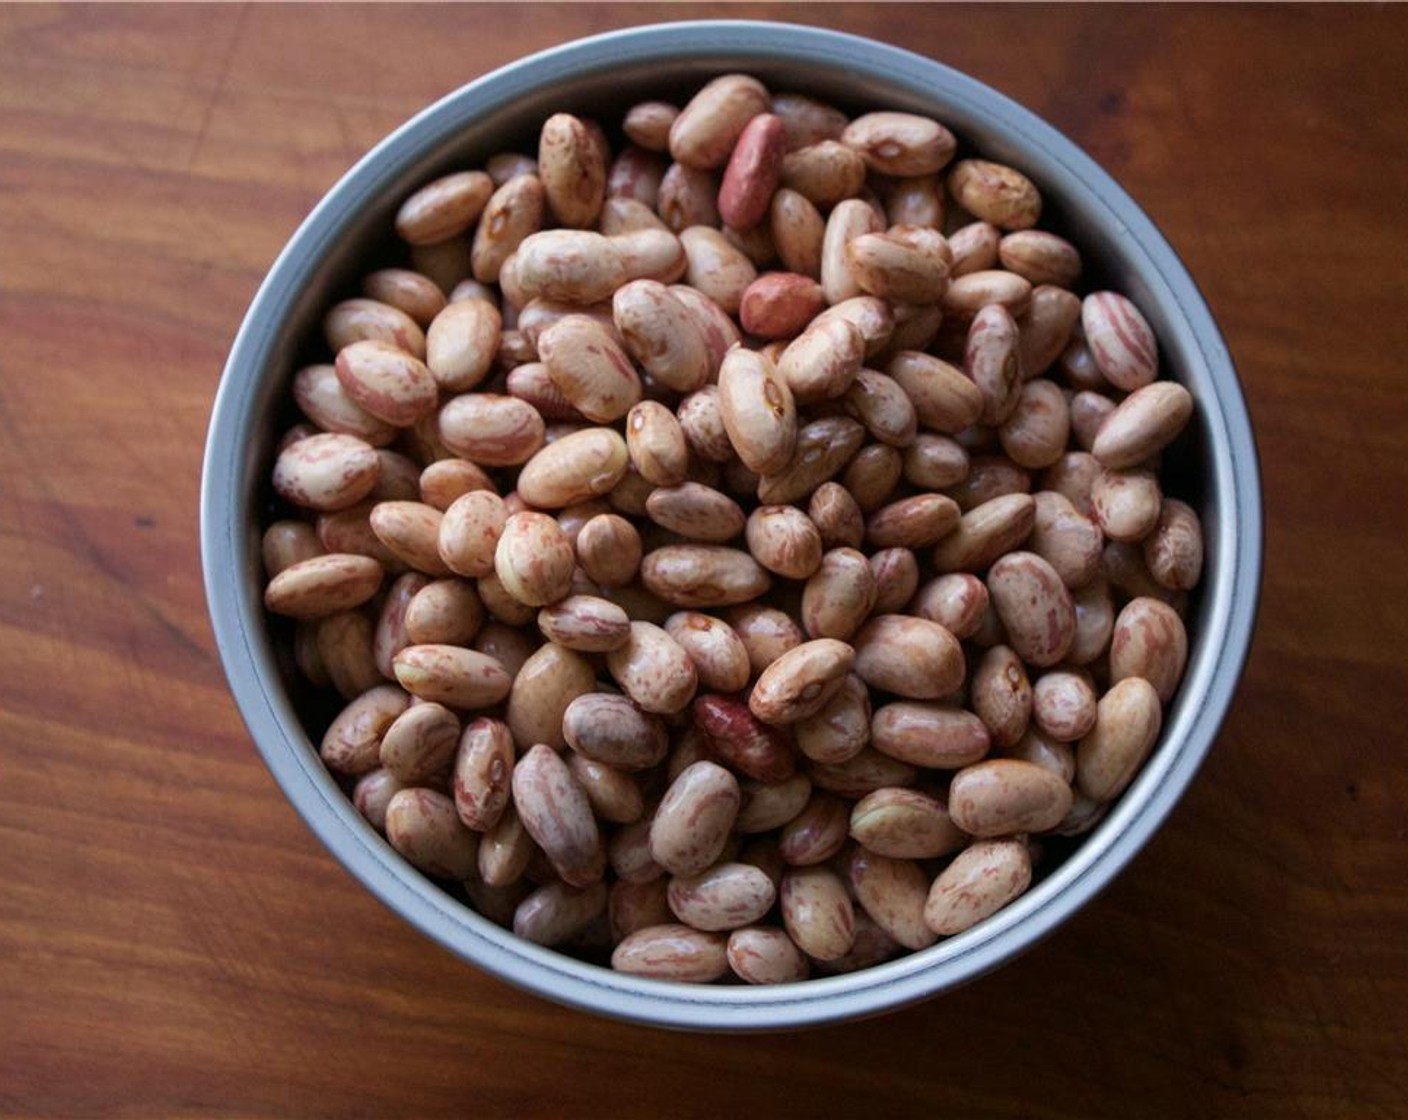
[{"left": 201, "top": 20, "right": 1262, "bottom": 1030}]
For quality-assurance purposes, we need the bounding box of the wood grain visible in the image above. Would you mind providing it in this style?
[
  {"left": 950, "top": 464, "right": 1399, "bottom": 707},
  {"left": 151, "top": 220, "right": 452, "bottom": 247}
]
[{"left": 2, "top": 4, "right": 1407, "bottom": 1117}]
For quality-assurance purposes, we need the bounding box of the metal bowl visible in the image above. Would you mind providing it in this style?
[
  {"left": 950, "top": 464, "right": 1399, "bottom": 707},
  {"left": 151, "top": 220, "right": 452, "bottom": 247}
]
[{"left": 201, "top": 20, "right": 1261, "bottom": 1030}]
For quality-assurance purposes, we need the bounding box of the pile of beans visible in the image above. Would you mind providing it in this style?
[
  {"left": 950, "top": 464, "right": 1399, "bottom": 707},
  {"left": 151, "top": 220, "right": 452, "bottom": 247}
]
[{"left": 260, "top": 73, "right": 1201, "bottom": 984}]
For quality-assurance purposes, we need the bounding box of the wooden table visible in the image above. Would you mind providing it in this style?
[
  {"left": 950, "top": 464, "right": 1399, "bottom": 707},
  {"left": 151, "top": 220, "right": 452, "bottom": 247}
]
[{"left": 3, "top": 5, "right": 1405, "bottom": 1116}]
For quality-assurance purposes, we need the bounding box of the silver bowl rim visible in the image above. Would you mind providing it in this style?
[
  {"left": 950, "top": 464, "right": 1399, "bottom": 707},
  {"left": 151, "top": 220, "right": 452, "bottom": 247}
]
[{"left": 201, "top": 19, "right": 1262, "bottom": 1031}]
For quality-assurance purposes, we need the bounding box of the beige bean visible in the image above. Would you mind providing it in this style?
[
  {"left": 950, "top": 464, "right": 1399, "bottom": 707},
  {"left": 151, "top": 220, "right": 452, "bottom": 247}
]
[
  {"left": 657, "top": 161, "right": 721, "bottom": 231},
  {"left": 606, "top": 621, "right": 698, "bottom": 714},
  {"left": 924, "top": 838, "right": 1032, "bottom": 935},
  {"left": 612, "top": 924, "right": 729, "bottom": 982},
  {"left": 512, "top": 743, "right": 603, "bottom": 887},
  {"left": 770, "top": 90, "right": 847, "bottom": 149},
  {"left": 512, "top": 229, "right": 627, "bottom": 305},
  {"left": 261, "top": 520, "right": 323, "bottom": 581},
  {"left": 885, "top": 300, "right": 945, "bottom": 356},
  {"left": 812, "top": 296, "right": 895, "bottom": 358},
  {"left": 612, "top": 282, "right": 708, "bottom": 395},
  {"left": 871, "top": 701, "right": 990, "bottom": 769},
  {"left": 404, "top": 578, "right": 482, "bottom": 647},
  {"left": 377, "top": 704, "right": 459, "bottom": 783},
  {"left": 971, "top": 644, "right": 1032, "bottom": 748},
  {"left": 1082, "top": 291, "right": 1158, "bottom": 391},
  {"left": 608, "top": 818, "right": 664, "bottom": 885},
  {"left": 392, "top": 645, "right": 511, "bottom": 710},
  {"left": 850, "top": 787, "right": 966, "bottom": 860},
  {"left": 1018, "top": 284, "right": 1083, "bottom": 378},
  {"left": 793, "top": 673, "right": 871, "bottom": 765},
  {"left": 315, "top": 611, "right": 380, "bottom": 700},
  {"left": 885, "top": 173, "right": 945, "bottom": 229},
  {"left": 272, "top": 432, "right": 380, "bottom": 513},
  {"left": 516, "top": 427, "right": 630, "bottom": 512},
  {"left": 808, "top": 482, "right": 866, "bottom": 551},
  {"left": 1110, "top": 596, "right": 1189, "bottom": 703},
  {"left": 1003, "top": 726, "right": 1078, "bottom": 784},
  {"left": 1091, "top": 468, "right": 1163, "bottom": 543},
  {"left": 903, "top": 433, "right": 970, "bottom": 491},
  {"left": 750, "top": 639, "right": 855, "bottom": 725},
  {"left": 943, "top": 270, "right": 1033, "bottom": 321},
  {"left": 843, "top": 111, "right": 956, "bottom": 176},
  {"left": 999, "top": 379, "right": 1070, "bottom": 469},
  {"left": 575, "top": 513, "right": 642, "bottom": 588},
  {"left": 726, "top": 603, "right": 803, "bottom": 676},
  {"left": 620, "top": 99, "right": 677, "bottom": 150},
  {"left": 1000, "top": 230, "right": 1081, "bottom": 288},
  {"left": 1042, "top": 451, "right": 1101, "bottom": 518},
  {"left": 536, "top": 112, "right": 606, "bottom": 229},
  {"left": 470, "top": 173, "right": 545, "bottom": 284},
  {"left": 1069, "top": 579, "right": 1116, "bottom": 666},
  {"left": 669, "top": 73, "right": 769, "bottom": 169},
  {"left": 775, "top": 791, "right": 849, "bottom": 867},
  {"left": 368, "top": 501, "right": 448, "bottom": 576},
  {"left": 663, "top": 612, "right": 750, "bottom": 693},
  {"left": 810, "top": 912, "right": 902, "bottom": 975},
  {"left": 1077, "top": 395, "right": 1122, "bottom": 450},
  {"left": 1030, "top": 490, "right": 1103, "bottom": 590},
  {"left": 847, "top": 848, "right": 937, "bottom": 951},
  {"left": 845, "top": 227, "right": 951, "bottom": 303},
  {"left": 1032, "top": 671, "right": 1098, "bottom": 742},
  {"left": 362, "top": 268, "right": 445, "bottom": 327},
  {"left": 886, "top": 350, "right": 984, "bottom": 434},
  {"left": 333, "top": 339, "right": 438, "bottom": 427},
  {"left": 536, "top": 314, "right": 640, "bottom": 423},
  {"left": 291, "top": 364, "right": 397, "bottom": 446},
  {"left": 735, "top": 773, "right": 814, "bottom": 834},
  {"left": 601, "top": 196, "right": 669, "bottom": 237},
  {"left": 948, "top": 159, "right": 1041, "bottom": 230},
  {"left": 371, "top": 571, "right": 425, "bottom": 678},
  {"left": 1102, "top": 540, "right": 1189, "bottom": 609},
  {"left": 801, "top": 548, "right": 877, "bottom": 642},
  {"left": 265, "top": 553, "right": 383, "bottom": 619},
  {"left": 769, "top": 188, "right": 825, "bottom": 279},
  {"left": 808, "top": 746, "right": 919, "bottom": 799},
  {"left": 385, "top": 788, "right": 479, "bottom": 880},
  {"left": 820, "top": 198, "right": 883, "bottom": 305},
  {"left": 668, "top": 863, "right": 777, "bottom": 932},
  {"left": 476, "top": 803, "right": 535, "bottom": 888},
  {"left": 757, "top": 417, "right": 866, "bottom": 506},
  {"left": 675, "top": 386, "right": 733, "bottom": 465},
  {"left": 419, "top": 458, "right": 496, "bottom": 511},
  {"left": 717, "top": 348, "right": 797, "bottom": 475},
  {"left": 745, "top": 505, "right": 823, "bottom": 580},
  {"left": 842, "top": 443, "right": 903, "bottom": 513},
  {"left": 650, "top": 761, "right": 741, "bottom": 876},
  {"left": 776, "top": 315, "right": 864, "bottom": 404},
  {"left": 449, "top": 716, "right": 515, "bottom": 832},
  {"left": 868, "top": 547, "right": 920, "bottom": 615},
  {"left": 947, "top": 220, "right": 1001, "bottom": 277},
  {"left": 646, "top": 481, "right": 745, "bottom": 542},
  {"left": 476, "top": 570, "right": 535, "bottom": 626},
  {"left": 966, "top": 303, "right": 1025, "bottom": 426},
  {"left": 562, "top": 692, "right": 668, "bottom": 772},
  {"left": 315, "top": 504, "right": 401, "bottom": 571},
  {"left": 437, "top": 490, "right": 508, "bottom": 579},
  {"left": 493, "top": 512, "right": 574, "bottom": 607},
  {"left": 505, "top": 642, "right": 594, "bottom": 752},
  {"left": 726, "top": 926, "right": 810, "bottom": 984},
  {"left": 394, "top": 170, "right": 493, "bottom": 246},
  {"left": 1077, "top": 676, "right": 1163, "bottom": 802},
  {"left": 678, "top": 226, "right": 756, "bottom": 315},
  {"left": 425, "top": 299, "right": 500, "bottom": 393},
  {"left": 609, "top": 877, "right": 673, "bottom": 942},
  {"left": 865, "top": 493, "right": 961, "bottom": 551},
  {"left": 1061, "top": 338, "right": 1109, "bottom": 394},
  {"left": 780, "top": 866, "right": 855, "bottom": 962},
  {"left": 512, "top": 880, "right": 608, "bottom": 947},
  {"left": 353, "top": 768, "right": 406, "bottom": 833},
  {"left": 1144, "top": 498, "right": 1204, "bottom": 591},
  {"left": 844, "top": 369, "right": 919, "bottom": 448},
  {"left": 640, "top": 545, "right": 771, "bottom": 609},
  {"left": 910, "top": 573, "right": 988, "bottom": 639},
  {"left": 568, "top": 755, "right": 645, "bottom": 826},
  {"left": 931, "top": 493, "right": 1035, "bottom": 573},
  {"left": 437, "top": 393, "right": 545, "bottom": 467},
  {"left": 780, "top": 140, "right": 868, "bottom": 208},
  {"left": 320, "top": 685, "right": 409, "bottom": 776},
  {"left": 536, "top": 595, "right": 631, "bottom": 653},
  {"left": 853, "top": 615, "right": 965, "bottom": 700},
  {"left": 986, "top": 550, "right": 1076, "bottom": 668},
  {"left": 949, "top": 758, "right": 1073, "bottom": 836}
]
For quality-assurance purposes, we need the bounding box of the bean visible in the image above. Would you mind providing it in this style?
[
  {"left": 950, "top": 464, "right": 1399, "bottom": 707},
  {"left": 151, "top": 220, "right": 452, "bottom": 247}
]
[
  {"left": 718, "top": 348, "right": 797, "bottom": 475},
  {"left": 947, "top": 159, "right": 1042, "bottom": 230},
  {"left": 494, "top": 512, "right": 575, "bottom": 607},
  {"left": 849, "top": 787, "right": 966, "bottom": 860},
  {"left": 1110, "top": 597, "right": 1189, "bottom": 703},
  {"left": 506, "top": 642, "right": 595, "bottom": 751},
  {"left": 1076, "top": 677, "right": 1163, "bottom": 802},
  {"left": 650, "top": 761, "right": 741, "bottom": 876},
  {"left": 780, "top": 866, "right": 855, "bottom": 962},
  {"left": 986, "top": 551, "right": 1076, "bottom": 667},
  {"left": 385, "top": 788, "right": 479, "bottom": 881},
  {"left": 847, "top": 848, "right": 937, "bottom": 951},
  {"left": 612, "top": 924, "right": 730, "bottom": 982},
  {"left": 924, "top": 839, "right": 1032, "bottom": 935},
  {"left": 452, "top": 717, "right": 515, "bottom": 832},
  {"left": 512, "top": 744, "right": 603, "bottom": 887},
  {"left": 265, "top": 554, "right": 383, "bottom": 618},
  {"left": 853, "top": 615, "right": 964, "bottom": 700}
]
